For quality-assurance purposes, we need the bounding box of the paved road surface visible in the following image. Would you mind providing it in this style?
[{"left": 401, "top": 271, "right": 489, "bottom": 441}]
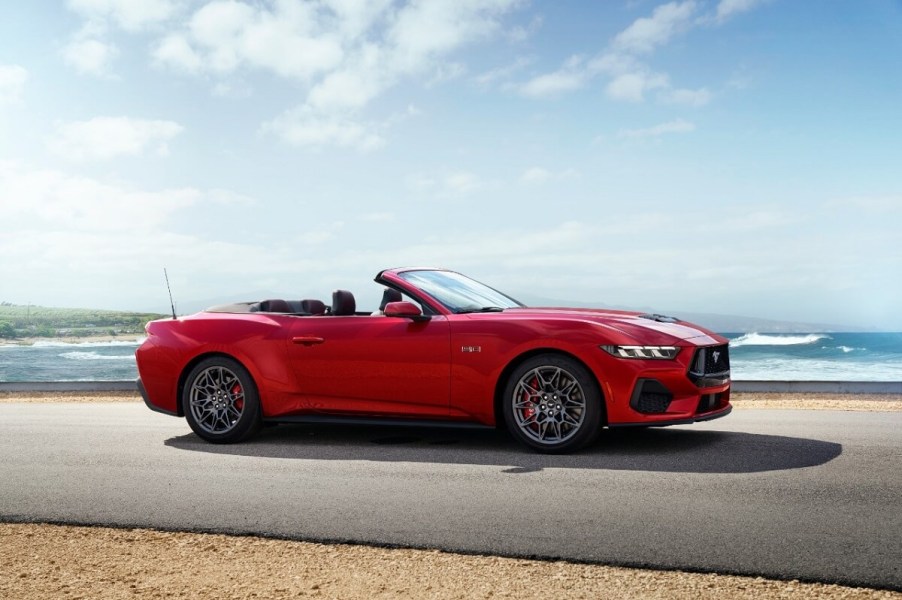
[{"left": 1, "top": 404, "right": 899, "bottom": 590}]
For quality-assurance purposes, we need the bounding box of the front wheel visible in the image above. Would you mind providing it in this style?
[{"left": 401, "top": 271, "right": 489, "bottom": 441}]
[
  {"left": 182, "top": 356, "right": 262, "bottom": 443},
  {"left": 502, "top": 354, "right": 603, "bottom": 453}
]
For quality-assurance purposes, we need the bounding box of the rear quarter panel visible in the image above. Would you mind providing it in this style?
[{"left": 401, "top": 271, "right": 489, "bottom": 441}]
[{"left": 137, "top": 313, "right": 297, "bottom": 415}]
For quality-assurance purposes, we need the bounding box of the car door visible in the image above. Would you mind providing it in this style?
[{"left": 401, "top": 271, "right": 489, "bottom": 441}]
[{"left": 286, "top": 314, "right": 451, "bottom": 418}]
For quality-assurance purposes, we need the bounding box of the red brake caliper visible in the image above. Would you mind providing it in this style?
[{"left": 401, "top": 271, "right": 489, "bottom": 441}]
[
  {"left": 522, "top": 376, "right": 538, "bottom": 426},
  {"left": 232, "top": 384, "right": 243, "bottom": 410}
]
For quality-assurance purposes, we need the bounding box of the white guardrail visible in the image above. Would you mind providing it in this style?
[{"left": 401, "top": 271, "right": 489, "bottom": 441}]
[{"left": 1, "top": 380, "right": 901, "bottom": 394}]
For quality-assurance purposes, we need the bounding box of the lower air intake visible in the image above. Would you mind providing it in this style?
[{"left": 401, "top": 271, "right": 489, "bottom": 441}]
[{"left": 630, "top": 379, "right": 673, "bottom": 414}]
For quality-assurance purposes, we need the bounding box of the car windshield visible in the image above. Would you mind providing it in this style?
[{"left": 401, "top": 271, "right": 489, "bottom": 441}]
[{"left": 398, "top": 270, "right": 524, "bottom": 313}]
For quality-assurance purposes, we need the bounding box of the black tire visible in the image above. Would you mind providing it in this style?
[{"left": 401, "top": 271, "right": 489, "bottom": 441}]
[
  {"left": 181, "top": 356, "right": 262, "bottom": 444},
  {"left": 502, "top": 354, "right": 603, "bottom": 453}
]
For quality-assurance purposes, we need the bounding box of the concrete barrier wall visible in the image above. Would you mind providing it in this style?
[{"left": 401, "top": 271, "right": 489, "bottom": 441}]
[
  {"left": 0, "top": 381, "right": 137, "bottom": 392},
  {"left": 1, "top": 380, "right": 901, "bottom": 394},
  {"left": 731, "top": 381, "right": 902, "bottom": 394}
]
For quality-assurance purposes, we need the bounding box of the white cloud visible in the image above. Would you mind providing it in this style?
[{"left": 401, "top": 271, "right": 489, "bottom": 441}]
[
  {"left": 513, "top": 1, "right": 717, "bottom": 102},
  {"left": 66, "top": 0, "right": 179, "bottom": 31},
  {"left": 445, "top": 171, "right": 484, "bottom": 194},
  {"left": 405, "top": 170, "right": 491, "bottom": 195},
  {"left": 153, "top": 1, "right": 347, "bottom": 78},
  {"left": 587, "top": 51, "right": 639, "bottom": 76},
  {"left": 145, "top": 0, "right": 520, "bottom": 149},
  {"left": 0, "top": 161, "right": 198, "bottom": 231},
  {"left": 605, "top": 71, "right": 669, "bottom": 102},
  {"left": 359, "top": 212, "right": 395, "bottom": 223},
  {"left": 153, "top": 34, "right": 203, "bottom": 73},
  {"left": 520, "top": 166, "right": 578, "bottom": 184},
  {"left": 387, "top": 0, "right": 517, "bottom": 74},
  {"left": 520, "top": 70, "right": 584, "bottom": 97},
  {"left": 474, "top": 56, "right": 532, "bottom": 86},
  {"left": 714, "top": 0, "right": 767, "bottom": 23},
  {"left": 618, "top": 118, "right": 695, "bottom": 138},
  {"left": 0, "top": 64, "right": 28, "bottom": 104},
  {"left": 306, "top": 44, "right": 386, "bottom": 111},
  {"left": 506, "top": 15, "right": 543, "bottom": 43},
  {"left": 660, "top": 86, "right": 711, "bottom": 106},
  {"left": 427, "top": 61, "right": 467, "bottom": 86},
  {"left": 519, "top": 55, "right": 586, "bottom": 97},
  {"left": 262, "top": 105, "right": 384, "bottom": 151},
  {"left": 613, "top": 1, "right": 698, "bottom": 55},
  {"left": 48, "top": 117, "right": 184, "bottom": 161},
  {"left": 61, "top": 37, "right": 119, "bottom": 76},
  {"left": 521, "top": 167, "right": 552, "bottom": 184},
  {"left": 827, "top": 195, "right": 902, "bottom": 214}
]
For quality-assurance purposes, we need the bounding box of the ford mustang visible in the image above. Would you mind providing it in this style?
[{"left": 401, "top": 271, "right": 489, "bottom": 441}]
[{"left": 136, "top": 267, "right": 731, "bottom": 453}]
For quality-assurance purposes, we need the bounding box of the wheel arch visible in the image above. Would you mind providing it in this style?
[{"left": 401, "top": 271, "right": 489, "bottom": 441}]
[
  {"left": 492, "top": 348, "right": 607, "bottom": 429},
  {"left": 176, "top": 351, "right": 258, "bottom": 417}
]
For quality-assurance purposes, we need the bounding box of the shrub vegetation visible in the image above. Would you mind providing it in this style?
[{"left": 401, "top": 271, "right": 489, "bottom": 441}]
[{"left": 0, "top": 303, "right": 166, "bottom": 339}]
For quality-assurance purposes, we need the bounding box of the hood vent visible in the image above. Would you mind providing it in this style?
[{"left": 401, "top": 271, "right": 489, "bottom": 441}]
[{"left": 639, "top": 313, "right": 680, "bottom": 324}]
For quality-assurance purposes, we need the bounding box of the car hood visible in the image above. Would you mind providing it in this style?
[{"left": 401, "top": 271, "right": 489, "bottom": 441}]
[{"left": 500, "top": 307, "right": 724, "bottom": 346}]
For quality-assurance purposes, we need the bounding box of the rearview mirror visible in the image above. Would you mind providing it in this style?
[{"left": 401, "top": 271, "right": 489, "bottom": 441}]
[{"left": 384, "top": 301, "right": 429, "bottom": 321}]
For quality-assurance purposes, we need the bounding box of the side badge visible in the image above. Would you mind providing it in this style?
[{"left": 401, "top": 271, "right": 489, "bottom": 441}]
[{"left": 461, "top": 345, "right": 482, "bottom": 353}]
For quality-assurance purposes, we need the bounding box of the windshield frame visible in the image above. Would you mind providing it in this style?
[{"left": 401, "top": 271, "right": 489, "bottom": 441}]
[{"left": 396, "top": 269, "right": 525, "bottom": 314}]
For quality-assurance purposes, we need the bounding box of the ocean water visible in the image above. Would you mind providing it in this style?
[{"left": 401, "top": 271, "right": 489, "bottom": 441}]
[
  {"left": 0, "top": 339, "right": 144, "bottom": 382},
  {"left": 1, "top": 332, "right": 901, "bottom": 382},
  {"left": 726, "top": 332, "right": 902, "bottom": 381}
]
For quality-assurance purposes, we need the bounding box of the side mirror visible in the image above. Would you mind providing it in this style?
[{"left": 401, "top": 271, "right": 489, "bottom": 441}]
[{"left": 384, "top": 301, "right": 430, "bottom": 321}]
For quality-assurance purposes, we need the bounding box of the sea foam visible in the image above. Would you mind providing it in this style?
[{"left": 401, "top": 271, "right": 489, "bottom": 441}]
[
  {"left": 31, "top": 339, "right": 144, "bottom": 348},
  {"left": 60, "top": 351, "right": 136, "bottom": 361},
  {"left": 730, "top": 332, "right": 829, "bottom": 347}
]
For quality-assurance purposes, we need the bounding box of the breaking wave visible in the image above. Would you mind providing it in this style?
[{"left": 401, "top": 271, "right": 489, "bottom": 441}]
[
  {"left": 837, "top": 346, "right": 861, "bottom": 353},
  {"left": 60, "top": 351, "right": 135, "bottom": 361},
  {"left": 730, "top": 333, "right": 830, "bottom": 347},
  {"left": 31, "top": 339, "right": 144, "bottom": 348}
]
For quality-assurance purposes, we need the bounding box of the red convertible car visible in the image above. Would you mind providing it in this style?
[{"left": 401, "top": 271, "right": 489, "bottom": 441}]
[{"left": 136, "top": 267, "right": 731, "bottom": 453}]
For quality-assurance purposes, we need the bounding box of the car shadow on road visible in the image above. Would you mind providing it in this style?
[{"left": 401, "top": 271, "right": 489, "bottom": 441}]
[{"left": 164, "top": 424, "right": 842, "bottom": 474}]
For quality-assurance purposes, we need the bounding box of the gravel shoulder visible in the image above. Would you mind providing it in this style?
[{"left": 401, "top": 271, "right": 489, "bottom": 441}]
[
  {"left": 2, "top": 523, "right": 899, "bottom": 600},
  {"left": 2, "top": 391, "right": 900, "bottom": 599}
]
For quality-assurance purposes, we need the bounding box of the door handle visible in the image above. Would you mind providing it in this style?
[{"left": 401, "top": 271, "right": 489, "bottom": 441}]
[{"left": 292, "top": 336, "right": 325, "bottom": 346}]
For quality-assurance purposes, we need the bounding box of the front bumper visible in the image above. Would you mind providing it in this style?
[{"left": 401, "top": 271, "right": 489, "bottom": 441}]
[{"left": 609, "top": 403, "right": 732, "bottom": 428}]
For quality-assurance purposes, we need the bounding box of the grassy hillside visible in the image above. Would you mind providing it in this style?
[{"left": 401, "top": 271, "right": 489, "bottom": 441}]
[{"left": 0, "top": 303, "right": 166, "bottom": 339}]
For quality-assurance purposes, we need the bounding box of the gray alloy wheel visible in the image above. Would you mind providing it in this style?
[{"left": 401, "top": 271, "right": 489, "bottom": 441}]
[
  {"left": 182, "top": 356, "right": 262, "bottom": 443},
  {"left": 503, "top": 354, "right": 603, "bottom": 453}
]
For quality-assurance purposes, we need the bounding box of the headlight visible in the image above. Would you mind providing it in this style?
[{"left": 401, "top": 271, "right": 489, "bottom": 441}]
[{"left": 600, "top": 345, "right": 680, "bottom": 360}]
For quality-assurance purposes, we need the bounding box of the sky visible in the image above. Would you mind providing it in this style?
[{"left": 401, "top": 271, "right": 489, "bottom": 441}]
[{"left": 1, "top": 0, "right": 901, "bottom": 329}]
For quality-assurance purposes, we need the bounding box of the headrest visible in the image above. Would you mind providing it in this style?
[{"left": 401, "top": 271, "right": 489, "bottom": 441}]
[
  {"left": 331, "top": 290, "right": 356, "bottom": 316},
  {"left": 379, "top": 288, "right": 403, "bottom": 311},
  {"left": 259, "top": 299, "right": 291, "bottom": 313},
  {"left": 300, "top": 299, "right": 327, "bottom": 315}
]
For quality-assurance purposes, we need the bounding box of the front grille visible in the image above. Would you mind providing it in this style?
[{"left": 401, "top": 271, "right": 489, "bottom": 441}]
[{"left": 688, "top": 344, "right": 730, "bottom": 387}]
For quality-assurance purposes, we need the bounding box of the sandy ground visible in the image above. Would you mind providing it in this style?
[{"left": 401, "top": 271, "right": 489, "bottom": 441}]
[
  {"left": 2, "top": 391, "right": 900, "bottom": 599},
  {"left": 2, "top": 523, "right": 899, "bottom": 600}
]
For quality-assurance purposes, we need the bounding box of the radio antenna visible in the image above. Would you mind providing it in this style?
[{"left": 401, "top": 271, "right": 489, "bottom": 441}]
[{"left": 164, "top": 268, "right": 177, "bottom": 319}]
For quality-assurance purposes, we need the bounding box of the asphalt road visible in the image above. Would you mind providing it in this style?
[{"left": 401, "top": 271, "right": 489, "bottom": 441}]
[{"left": 1, "top": 404, "right": 899, "bottom": 590}]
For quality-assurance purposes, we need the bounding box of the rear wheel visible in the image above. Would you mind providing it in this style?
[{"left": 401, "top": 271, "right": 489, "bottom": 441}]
[
  {"left": 503, "top": 354, "right": 603, "bottom": 453},
  {"left": 182, "top": 356, "right": 262, "bottom": 443}
]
